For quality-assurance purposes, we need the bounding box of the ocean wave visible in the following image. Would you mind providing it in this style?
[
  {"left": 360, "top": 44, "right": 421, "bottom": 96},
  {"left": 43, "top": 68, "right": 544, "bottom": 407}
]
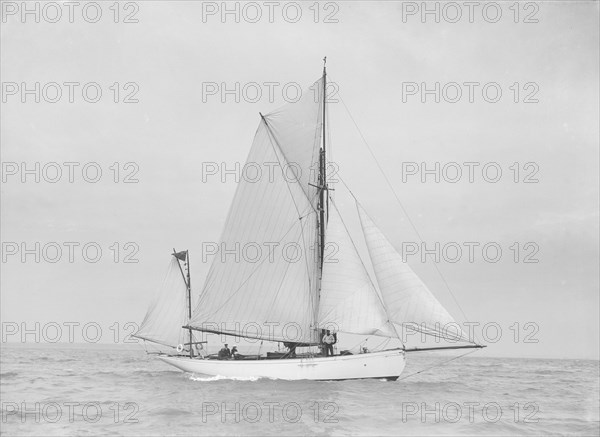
[{"left": 189, "top": 374, "right": 262, "bottom": 382}]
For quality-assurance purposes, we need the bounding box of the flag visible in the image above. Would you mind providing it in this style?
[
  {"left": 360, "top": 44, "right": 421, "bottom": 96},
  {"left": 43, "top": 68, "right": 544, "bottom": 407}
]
[{"left": 173, "top": 250, "right": 187, "bottom": 261}]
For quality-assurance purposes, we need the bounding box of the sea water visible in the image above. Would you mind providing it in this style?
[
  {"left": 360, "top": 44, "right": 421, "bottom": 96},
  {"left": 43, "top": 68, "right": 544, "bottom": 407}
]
[{"left": 1, "top": 344, "right": 598, "bottom": 436}]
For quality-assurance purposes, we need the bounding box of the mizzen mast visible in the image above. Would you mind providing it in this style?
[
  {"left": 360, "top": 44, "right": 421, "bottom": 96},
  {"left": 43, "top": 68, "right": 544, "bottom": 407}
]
[{"left": 173, "top": 248, "right": 194, "bottom": 358}]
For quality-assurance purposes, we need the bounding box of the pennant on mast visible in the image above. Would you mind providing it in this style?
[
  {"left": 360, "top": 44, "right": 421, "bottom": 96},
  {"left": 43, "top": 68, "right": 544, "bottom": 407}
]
[{"left": 173, "top": 251, "right": 187, "bottom": 262}]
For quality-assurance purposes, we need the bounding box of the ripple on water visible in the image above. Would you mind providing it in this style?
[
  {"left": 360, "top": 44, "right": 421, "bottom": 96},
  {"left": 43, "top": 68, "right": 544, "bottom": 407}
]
[{"left": 0, "top": 347, "right": 597, "bottom": 436}]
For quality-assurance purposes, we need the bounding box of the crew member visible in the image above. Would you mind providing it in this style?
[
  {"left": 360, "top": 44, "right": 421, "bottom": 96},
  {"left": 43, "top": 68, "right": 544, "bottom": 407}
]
[
  {"left": 218, "top": 343, "right": 231, "bottom": 359},
  {"left": 283, "top": 342, "right": 297, "bottom": 358},
  {"left": 322, "top": 330, "right": 335, "bottom": 357}
]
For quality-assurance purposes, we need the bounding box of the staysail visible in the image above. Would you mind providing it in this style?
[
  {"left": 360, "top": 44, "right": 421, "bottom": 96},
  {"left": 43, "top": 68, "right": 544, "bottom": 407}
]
[
  {"left": 133, "top": 256, "right": 191, "bottom": 348},
  {"left": 318, "top": 201, "right": 396, "bottom": 337},
  {"left": 188, "top": 79, "right": 325, "bottom": 344},
  {"left": 357, "top": 202, "right": 471, "bottom": 342}
]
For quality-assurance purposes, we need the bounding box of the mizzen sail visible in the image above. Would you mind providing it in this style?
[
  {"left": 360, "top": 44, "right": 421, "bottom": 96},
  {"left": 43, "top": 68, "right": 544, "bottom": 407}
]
[{"left": 133, "top": 256, "right": 191, "bottom": 348}]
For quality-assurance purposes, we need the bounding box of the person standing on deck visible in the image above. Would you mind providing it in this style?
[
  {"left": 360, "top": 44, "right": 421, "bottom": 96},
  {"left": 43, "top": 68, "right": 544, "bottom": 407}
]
[{"left": 322, "top": 330, "right": 335, "bottom": 357}]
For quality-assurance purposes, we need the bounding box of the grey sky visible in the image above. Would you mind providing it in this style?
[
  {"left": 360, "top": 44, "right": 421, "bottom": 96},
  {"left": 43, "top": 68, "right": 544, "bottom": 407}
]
[{"left": 1, "top": 1, "right": 598, "bottom": 359}]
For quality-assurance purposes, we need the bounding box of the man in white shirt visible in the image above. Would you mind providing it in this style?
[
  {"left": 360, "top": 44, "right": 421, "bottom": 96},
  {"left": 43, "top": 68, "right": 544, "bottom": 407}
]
[{"left": 322, "top": 330, "right": 335, "bottom": 357}]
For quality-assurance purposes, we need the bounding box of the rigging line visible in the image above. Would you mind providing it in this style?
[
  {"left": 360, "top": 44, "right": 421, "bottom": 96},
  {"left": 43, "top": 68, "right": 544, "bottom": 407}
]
[
  {"left": 335, "top": 187, "right": 406, "bottom": 343},
  {"left": 354, "top": 196, "right": 472, "bottom": 344},
  {"left": 136, "top": 258, "right": 179, "bottom": 336},
  {"left": 268, "top": 78, "right": 323, "bottom": 177},
  {"left": 195, "top": 122, "right": 300, "bottom": 315},
  {"left": 262, "top": 113, "right": 323, "bottom": 337},
  {"left": 328, "top": 197, "right": 390, "bottom": 318},
  {"left": 324, "top": 196, "right": 406, "bottom": 345},
  {"left": 265, "top": 216, "right": 314, "bottom": 331},
  {"left": 333, "top": 90, "right": 477, "bottom": 342},
  {"left": 264, "top": 235, "right": 295, "bottom": 317},
  {"left": 132, "top": 334, "right": 180, "bottom": 350},
  {"left": 397, "top": 348, "right": 481, "bottom": 381},
  {"left": 193, "top": 122, "right": 270, "bottom": 309},
  {"left": 296, "top": 212, "right": 320, "bottom": 336},
  {"left": 352, "top": 335, "right": 391, "bottom": 353},
  {"left": 401, "top": 325, "right": 471, "bottom": 342},
  {"left": 197, "top": 194, "right": 320, "bottom": 322},
  {"left": 264, "top": 191, "right": 320, "bottom": 326},
  {"left": 261, "top": 114, "right": 319, "bottom": 306},
  {"left": 194, "top": 171, "right": 318, "bottom": 319},
  {"left": 344, "top": 324, "right": 401, "bottom": 352},
  {"left": 303, "top": 204, "right": 321, "bottom": 336},
  {"left": 313, "top": 78, "right": 325, "bottom": 182},
  {"left": 346, "top": 333, "right": 381, "bottom": 353},
  {"left": 350, "top": 337, "right": 392, "bottom": 351},
  {"left": 336, "top": 170, "right": 478, "bottom": 344},
  {"left": 171, "top": 252, "right": 189, "bottom": 288},
  {"left": 261, "top": 114, "right": 318, "bottom": 217},
  {"left": 378, "top": 337, "right": 391, "bottom": 351},
  {"left": 195, "top": 211, "right": 312, "bottom": 320}
]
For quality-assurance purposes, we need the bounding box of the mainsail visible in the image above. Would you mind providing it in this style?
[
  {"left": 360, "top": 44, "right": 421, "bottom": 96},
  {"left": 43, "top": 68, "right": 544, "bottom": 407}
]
[
  {"left": 188, "top": 79, "right": 325, "bottom": 344},
  {"left": 357, "top": 203, "right": 471, "bottom": 342},
  {"left": 133, "top": 256, "right": 191, "bottom": 348}
]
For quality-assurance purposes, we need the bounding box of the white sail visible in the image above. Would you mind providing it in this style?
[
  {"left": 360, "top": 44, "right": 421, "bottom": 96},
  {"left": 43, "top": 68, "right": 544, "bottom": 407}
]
[
  {"left": 264, "top": 79, "right": 324, "bottom": 202},
  {"left": 357, "top": 203, "right": 470, "bottom": 342},
  {"left": 318, "top": 201, "right": 396, "bottom": 337},
  {"left": 133, "top": 256, "right": 190, "bottom": 348},
  {"left": 189, "top": 79, "right": 324, "bottom": 344},
  {"left": 137, "top": 66, "right": 484, "bottom": 382}
]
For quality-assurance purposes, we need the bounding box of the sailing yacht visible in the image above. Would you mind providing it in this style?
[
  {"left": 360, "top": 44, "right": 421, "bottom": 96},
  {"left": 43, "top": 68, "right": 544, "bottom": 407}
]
[{"left": 133, "top": 60, "right": 484, "bottom": 380}]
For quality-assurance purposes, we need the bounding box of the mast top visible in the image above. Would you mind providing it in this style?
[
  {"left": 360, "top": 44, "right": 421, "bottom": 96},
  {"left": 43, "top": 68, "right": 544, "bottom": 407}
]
[{"left": 323, "top": 56, "right": 327, "bottom": 75}]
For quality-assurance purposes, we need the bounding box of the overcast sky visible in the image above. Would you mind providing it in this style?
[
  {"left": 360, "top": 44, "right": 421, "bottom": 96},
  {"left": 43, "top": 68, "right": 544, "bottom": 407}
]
[{"left": 1, "top": 1, "right": 598, "bottom": 359}]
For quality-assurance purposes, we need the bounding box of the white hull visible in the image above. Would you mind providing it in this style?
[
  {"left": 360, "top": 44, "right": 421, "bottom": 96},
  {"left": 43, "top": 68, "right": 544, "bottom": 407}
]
[{"left": 158, "top": 349, "right": 406, "bottom": 381}]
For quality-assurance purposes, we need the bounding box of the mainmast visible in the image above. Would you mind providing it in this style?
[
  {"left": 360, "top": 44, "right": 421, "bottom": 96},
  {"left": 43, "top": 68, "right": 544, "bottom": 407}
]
[
  {"left": 318, "top": 56, "right": 327, "bottom": 269},
  {"left": 185, "top": 251, "right": 193, "bottom": 358}
]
